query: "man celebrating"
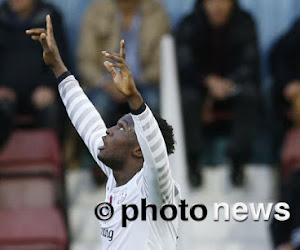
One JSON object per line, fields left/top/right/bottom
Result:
{"left": 26, "top": 15, "right": 180, "bottom": 249}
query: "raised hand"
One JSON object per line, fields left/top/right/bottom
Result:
{"left": 102, "top": 40, "right": 143, "bottom": 110}
{"left": 26, "top": 15, "right": 67, "bottom": 78}
{"left": 102, "top": 40, "right": 138, "bottom": 97}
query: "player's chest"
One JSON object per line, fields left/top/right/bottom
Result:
{"left": 105, "top": 185, "right": 143, "bottom": 208}
{"left": 99, "top": 186, "right": 143, "bottom": 229}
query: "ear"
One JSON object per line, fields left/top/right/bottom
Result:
{"left": 132, "top": 145, "right": 143, "bottom": 158}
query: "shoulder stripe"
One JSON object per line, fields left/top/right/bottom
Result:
{"left": 150, "top": 137, "right": 163, "bottom": 153}
{"left": 142, "top": 122, "right": 151, "bottom": 132}
{"left": 60, "top": 81, "right": 77, "bottom": 99}
{"left": 74, "top": 106, "right": 94, "bottom": 128}
{"left": 159, "top": 168, "right": 170, "bottom": 182}
{"left": 69, "top": 99, "right": 90, "bottom": 119}
{"left": 63, "top": 85, "right": 81, "bottom": 101}
{"left": 78, "top": 110, "right": 99, "bottom": 134}
{"left": 65, "top": 91, "right": 83, "bottom": 110}
{"left": 138, "top": 109, "right": 149, "bottom": 121}
{"left": 154, "top": 151, "right": 165, "bottom": 163}
{"left": 160, "top": 177, "right": 171, "bottom": 191}
{"left": 146, "top": 127, "right": 159, "bottom": 141}
{"left": 81, "top": 115, "right": 100, "bottom": 137}
{"left": 157, "top": 160, "right": 168, "bottom": 171}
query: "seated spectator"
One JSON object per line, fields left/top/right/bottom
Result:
{"left": 270, "top": 20, "right": 300, "bottom": 249}
{"left": 270, "top": 18, "right": 300, "bottom": 153}
{"left": 270, "top": 171, "right": 300, "bottom": 250}
{"left": 270, "top": 127, "right": 300, "bottom": 250}
{"left": 77, "top": 0, "right": 170, "bottom": 127}
{"left": 0, "top": 0, "right": 69, "bottom": 149}
{"left": 176, "top": 0, "right": 260, "bottom": 187}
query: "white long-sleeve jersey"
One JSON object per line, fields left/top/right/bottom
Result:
{"left": 58, "top": 73, "right": 181, "bottom": 250}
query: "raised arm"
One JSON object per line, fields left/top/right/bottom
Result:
{"left": 102, "top": 42, "right": 175, "bottom": 204}
{"left": 26, "top": 15, "right": 112, "bottom": 176}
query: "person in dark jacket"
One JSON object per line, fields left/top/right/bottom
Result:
{"left": 270, "top": 171, "right": 300, "bottom": 250}
{"left": 269, "top": 18, "right": 300, "bottom": 155}
{"left": 176, "top": 0, "right": 260, "bottom": 186}
{"left": 0, "top": 0, "right": 69, "bottom": 149}
{"left": 270, "top": 22, "right": 300, "bottom": 248}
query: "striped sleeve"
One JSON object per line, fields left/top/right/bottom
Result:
{"left": 58, "top": 74, "right": 112, "bottom": 177}
{"left": 131, "top": 104, "right": 174, "bottom": 204}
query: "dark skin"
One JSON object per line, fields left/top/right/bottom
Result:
{"left": 98, "top": 114, "right": 144, "bottom": 185}
{"left": 26, "top": 15, "right": 145, "bottom": 186}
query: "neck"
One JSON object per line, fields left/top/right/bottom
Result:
{"left": 117, "top": 0, "right": 140, "bottom": 15}
{"left": 113, "top": 160, "right": 143, "bottom": 186}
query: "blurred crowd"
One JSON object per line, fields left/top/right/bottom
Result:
{"left": 0, "top": 0, "right": 300, "bottom": 249}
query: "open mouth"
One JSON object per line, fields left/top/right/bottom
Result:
{"left": 99, "top": 136, "right": 107, "bottom": 151}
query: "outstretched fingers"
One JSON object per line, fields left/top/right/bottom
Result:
{"left": 46, "top": 15, "right": 54, "bottom": 42}
{"left": 102, "top": 40, "right": 130, "bottom": 78}
{"left": 120, "top": 40, "right": 125, "bottom": 59}
{"left": 26, "top": 28, "right": 46, "bottom": 37}
{"left": 39, "top": 32, "right": 50, "bottom": 52}
{"left": 26, "top": 28, "right": 49, "bottom": 51}
{"left": 110, "top": 63, "right": 132, "bottom": 78}
{"left": 102, "top": 51, "right": 125, "bottom": 64}
{"left": 104, "top": 61, "right": 118, "bottom": 79}
{"left": 102, "top": 51, "right": 131, "bottom": 74}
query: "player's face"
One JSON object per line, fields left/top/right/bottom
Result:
{"left": 203, "top": 0, "right": 234, "bottom": 27}
{"left": 97, "top": 114, "right": 138, "bottom": 169}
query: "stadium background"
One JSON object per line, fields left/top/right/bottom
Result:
{"left": 1, "top": 0, "right": 300, "bottom": 249}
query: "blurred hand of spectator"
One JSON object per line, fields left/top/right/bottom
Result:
{"left": 32, "top": 86, "right": 55, "bottom": 109}
{"left": 284, "top": 80, "right": 300, "bottom": 102}
{"left": 102, "top": 81, "right": 127, "bottom": 103}
{"left": 0, "top": 87, "right": 16, "bottom": 103}
{"left": 277, "top": 243, "right": 294, "bottom": 250}
{"left": 205, "top": 74, "right": 235, "bottom": 100}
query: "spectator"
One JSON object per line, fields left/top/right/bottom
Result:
{"left": 270, "top": 18, "right": 300, "bottom": 154}
{"left": 0, "top": 0, "right": 69, "bottom": 149}
{"left": 270, "top": 171, "right": 300, "bottom": 250}
{"left": 270, "top": 127, "right": 300, "bottom": 250}
{"left": 78, "top": 0, "right": 170, "bottom": 127}
{"left": 269, "top": 19, "right": 300, "bottom": 249}
{"left": 176, "top": 0, "right": 260, "bottom": 187}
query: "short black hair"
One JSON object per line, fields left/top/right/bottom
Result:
{"left": 153, "top": 113, "right": 175, "bottom": 155}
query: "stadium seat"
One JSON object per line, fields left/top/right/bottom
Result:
{"left": 0, "top": 129, "right": 69, "bottom": 249}
{"left": 0, "top": 130, "right": 62, "bottom": 175}
{"left": 0, "top": 175, "right": 57, "bottom": 209}
{"left": 0, "top": 208, "right": 67, "bottom": 250}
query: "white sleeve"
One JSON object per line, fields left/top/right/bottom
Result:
{"left": 58, "top": 74, "right": 112, "bottom": 177}
{"left": 131, "top": 104, "right": 174, "bottom": 205}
